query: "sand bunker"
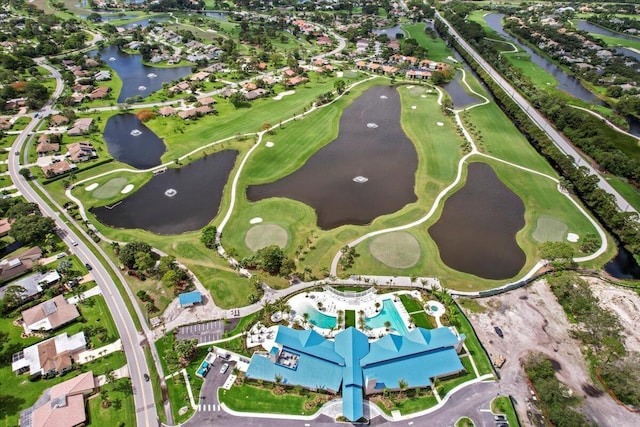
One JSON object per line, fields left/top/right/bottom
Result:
{"left": 273, "top": 90, "right": 295, "bottom": 101}
{"left": 406, "top": 85, "right": 414, "bottom": 89}
{"left": 121, "top": 184, "right": 134, "bottom": 194}
{"left": 566, "top": 233, "right": 579, "bottom": 242}
{"left": 336, "top": 71, "right": 344, "bottom": 77}
{"left": 411, "top": 106, "right": 417, "bottom": 110}
{"left": 265, "top": 142, "right": 274, "bottom": 148}
{"left": 249, "top": 217, "right": 263, "bottom": 224}
{"left": 436, "top": 122, "right": 444, "bottom": 127}
{"left": 85, "top": 183, "right": 99, "bottom": 191}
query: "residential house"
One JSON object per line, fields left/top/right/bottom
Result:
{"left": 158, "top": 106, "right": 177, "bottom": 117}
{"left": 50, "top": 115, "right": 69, "bottom": 126}
{"left": 88, "top": 86, "right": 110, "bottom": 100}
{"left": 0, "top": 116, "right": 12, "bottom": 130}
{"left": 190, "top": 71, "right": 210, "bottom": 81}
{"left": 12, "top": 332, "right": 86, "bottom": 376}
{"left": 21, "top": 294, "right": 80, "bottom": 332}
{"left": 67, "top": 118, "right": 93, "bottom": 136}
{"left": 0, "top": 218, "right": 10, "bottom": 237}
{"left": 198, "top": 96, "right": 216, "bottom": 106}
{"left": 0, "top": 270, "right": 60, "bottom": 302}
{"left": 283, "top": 69, "right": 296, "bottom": 78}
{"left": 195, "top": 105, "right": 213, "bottom": 115}
{"left": 405, "top": 69, "right": 431, "bottom": 79}
{"left": 84, "top": 58, "right": 100, "bottom": 68}
{"left": 169, "top": 81, "right": 191, "bottom": 94}
{"left": 317, "top": 36, "right": 332, "bottom": 46}
{"left": 41, "top": 161, "right": 76, "bottom": 178}
{"left": 66, "top": 142, "right": 96, "bottom": 163}
{"left": 36, "top": 140, "right": 60, "bottom": 157}
{"left": 94, "top": 70, "right": 111, "bottom": 81}
{"left": 285, "top": 76, "right": 309, "bottom": 87}
{"left": 5, "top": 97, "right": 27, "bottom": 110}
{"left": 0, "top": 247, "right": 43, "bottom": 283}
{"left": 19, "top": 372, "right": 96, "bottom": 427}
{"left": 178, "top": 109, "right": 197, "bottom": 120}
{"left": 244, "top": 88, "right": 267, "bottom": 101}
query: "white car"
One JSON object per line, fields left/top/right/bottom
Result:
{"left": 219, "top": 363, "right": 229, "bottom": 374}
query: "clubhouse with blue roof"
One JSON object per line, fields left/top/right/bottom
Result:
{"left": 246, "top": 325, "right": 466, "bottom": 422}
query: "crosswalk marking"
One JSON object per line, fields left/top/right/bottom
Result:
{"left": 198, "top": 404, "right": 220, "bottom": 412}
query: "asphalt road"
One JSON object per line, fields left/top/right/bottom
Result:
{"left": 9, "top": 61, "right": 159, "bottom": 427}
{"left": 435, "top": 12, "right": 637, "bottom": 214}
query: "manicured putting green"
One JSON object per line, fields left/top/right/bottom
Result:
{"left": 532, "top": 216, "right": 568, "bottom": 242}
{"left": 245, "top": 224, "right": 289, "bottom": 251}
{"left": 92, "top": 177, "right": 128, "bottom": 200}
{"left": 369, "top": 231, "right": 421, "bottom": 268}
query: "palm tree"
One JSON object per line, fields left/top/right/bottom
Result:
{"left": 384, "top": 320, "right": 391, "bottom": 331}
{"left": 303, "top": 312, "right": 310, "bottom": 326}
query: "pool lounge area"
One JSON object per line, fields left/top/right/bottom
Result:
{"left": 288, "top": 288, "right": 418, "bottom": 338}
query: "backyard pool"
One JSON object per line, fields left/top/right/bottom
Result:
{"left": 366, "top": 299, "right": 409, "bottom": 335}
{"left": 302, "top": 302, "right": 337, "bottom": 329}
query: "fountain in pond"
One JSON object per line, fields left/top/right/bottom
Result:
{"left": 165, "top": 188, "right": 177, "bottom": 197}
{"left": 109, "top": 57, "right": 116, "bottom": 61}
{"left": 147, "top": 73, "right": 157, "bottom": 78}
{"left": 367, "top": 123, "right": 378, "bottom": 128}
{"left": 353, "top": 176, "right": 368, "bottom": 183}
{"left": 138, "top": 85, "right": 147, "bottom": 91}
{"left": 130, "top": 129, "right": 142, "bottom": 136}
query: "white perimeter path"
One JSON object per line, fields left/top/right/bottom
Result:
{"left": 328, "top": 69, "right": 608, "bottom": 294}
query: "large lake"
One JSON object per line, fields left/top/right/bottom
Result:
{"left": 247, "top": 86, "right": 418, "bottom": 229}
{"left": 429, "top": 162, "right": 526, "bottom": 279}
{"left": 94, "top": 45, "right": 192, "bottom": 103}
{"left": 91, "top": 151, "right": 238, "bottom": 235}
{"left": 103, "top": 114, "right": 166, "bottom": 169}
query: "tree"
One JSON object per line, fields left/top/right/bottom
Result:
{"left": 0, "top": 285, "right": 27, "bottom": 313}
{"left": 162, "top": 270, "right": 179, "bottom": 288}
{"left": 200, "top": 225, "right": 217, "bottom": 249}
{"left": 9, "top": 215, "right": 55, "bottom": 245}
{"left": 539, "top": 242, "right": 575, "bottom": 269}
{"left": 256, "top": 245, "right": 285, "bottom": 275}
{"left": 19, "top": 168, "right": 31, "bottom": 179}
{"left": 134, "top": 251, "right": 155, "bottom": 272}
{"left": 334, "top": 79, "right": 346, "bottom": 94}
{"left": 118, "top": 242, "right": 152, "bottom": 269}
{"left": 229, "top": 91, "right": 247, "bottom": 109}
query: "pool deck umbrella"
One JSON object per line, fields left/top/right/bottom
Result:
{"left": 178, "top": 291, "right": 202, "bottom": 307}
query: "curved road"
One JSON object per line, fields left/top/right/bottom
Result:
{"left": 435, "top": 11, "right": 637, "bottom": 214}
{"left": 9, "top": 61, "right": 159, "bottom": 427}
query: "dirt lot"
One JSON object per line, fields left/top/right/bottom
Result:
{"left": 461, "top": 278, "right": 640, "bottom": 427}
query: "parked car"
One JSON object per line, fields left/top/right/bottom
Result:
{"left": 55, "top": 253, "right": 67, "bottom": 259}
{"left": 85, "top": 263, "right": 92, "bottom": 271}
{"left": 71, "top": 240, "right": 78, "bottom": 246}
{"left": 494, "top": 326, "right": 504, "bottom": 338}
{"left": 143, "top": 373, "right": 150, "bottom": 382}
{"left": 220, "top": 363, "right": 229, "bottom": 374}
{"left": 495, "top": 414, "right": 507, "bottom": 421}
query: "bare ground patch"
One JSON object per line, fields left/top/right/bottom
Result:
{"left": 460, "top": 279, "right": 640, "bottom": 427}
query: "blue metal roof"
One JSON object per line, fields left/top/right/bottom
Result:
{"left": 246, "top": 352, "right": 343, "bottom": 392}
{"left": 361, "top": 327, "right": 462, "bottom": 366}
{"left": 334, "top": 328, "right": 369, "bottom": 388}
{"left": 178, "top": 291, "right": 202, "bottom": 305}
{"left": 362, "top": 347, "right": 464, "bottom": 391}
{"left": 342, "top": 384, "right": 364, "bottom": 422}
{"left": 275, "top": 327, "right": 344, "bottom": 365}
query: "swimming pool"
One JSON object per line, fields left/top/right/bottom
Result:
{"left": 366, "top": 299, "right": 409, "bottom": 335}
{"left": 302, "top": 302, "right": 337, "bottom": 329}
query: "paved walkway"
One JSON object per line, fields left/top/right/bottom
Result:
{"left": 67, "top": 285, "right": 102, "bottom": 304}
{"left": 77, "top": 339, "right": 123, "bottom": 364}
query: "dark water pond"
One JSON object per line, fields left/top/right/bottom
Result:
{"left": 429, "top": 162, "right": 526, "bottom": 279}
{"left": 372, "top": 25, "right": 405, "bottom": 39}
{"left": 442, "top": 70, "right": 483, "bottom": 108}
{"left": 485, "top": 14, "right": 598, "bottom": 103}
{"left": 122, "top": 16, "right": 169, "bottom": 29}
{"left": 605, "top": 242, "right": 640, "bottom": 280}
{"left": 91, "top": 151, "right": 238, "bottom": 234}
{"left": 196, "top": 11, "right": 228, "bottom": 20}
{"left": 247, "top": 86, "right": 418, "bottom": 229}
{"left": 103, "top": 114, "right": 166, "bottom": 170}
{"left": 92, "top": 45, "right": 192, "bottom": 103}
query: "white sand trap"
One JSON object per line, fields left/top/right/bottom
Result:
{"left": 265, "top": 142, "right": 274, "bottom": 148}
{"left": 336, "top": 71, "right": 343, "bottom": 77}
{"left": 121, "top": 184, "right": 134, "bottom": 194}
{"left": 273, "top": 90, "right": 295, "bottom": 101}
{"left": 421, "top": 95, "right": 427, "bottom": 98}
{"left": 85, "top": 183, "right": 99, "bottom": 191}
{"left": 411, "top": 106, "right": 417, "bottom": 110}
{"left": 406, "top": 85, "right": 414, "bottom": 89}
{"left": 436, "top": 122, "right": 444, "bottom": 127}
{"left": 249, "top": 217, "right": 263, "bottom": 224}
{"left": 567, "top": 233, "right": 579, "bottom": 243}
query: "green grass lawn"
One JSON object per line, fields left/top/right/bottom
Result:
{"left": 399, "top": 294, "right": 423, "bottom": 312}
{"left": 374, "top": 390, "right": 438, "bottom": 416}
{"left": 219, "top": 382, "right": 324, "bottom": 415}
{"left": 11, "top": 117, "right": 32, "bottom": 131}
{"left": 87, "top": 378, "right": 135, "bottom": 427}
{"left": 491, "top": 395, "right": 520, "bottom": 427}
{"left": 451, "top": 303, "right": 493, "bottom": 377}
{"left": 403, "top": 24, "right": 455, "bottom": 62}
{"left": 437, "top": 356, "right": 477, "bottom": 396}
{"left": 456, "top": 417, "right": 475, "bottom": 427}
{"left": 58, "top": 295, "right": 120, "bottom": 349}
{"left": 345, "top": 310, "right": 356, "bottom": 328}
{"left": 410, "top": 311, "right": 435, "bottom": 329}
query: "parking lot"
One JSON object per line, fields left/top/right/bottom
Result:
{"left": 176, "top": 320, "right": 230, "bottom": 344}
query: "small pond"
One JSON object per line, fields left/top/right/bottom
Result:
{"left": 372, "top": 25, "right": 405, "bottom": 39}
{"left": 103, "top": 114, "right": 166, "bottom": 170}
{"left": 605, "top": 242, "right": 640, "bottom": 280}
{"left": 91, "top": 151, "right": 238, "bottom": 235}
{"left": 92, "top": 45, "right": 192, "bottom": 103}
{"left": 428, "top": 162, "right": 526, "bottom": 280}
{"left": 122, "top": 16, "right": 170, "bottom": 29}
{"left": 442, "top": 70, "right": 483, "bottom": 108}
{"left": 246, "top": 86, "right": 418, "bottom": 229}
